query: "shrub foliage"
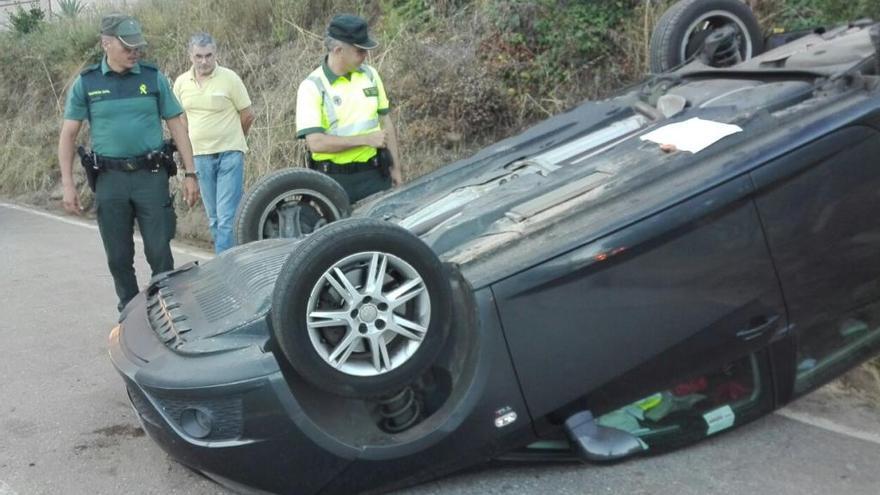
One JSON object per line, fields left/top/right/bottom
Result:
{"left": 9, "top": 6, "right": 45, "bottom": 34}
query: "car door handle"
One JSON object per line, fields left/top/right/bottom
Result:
{"left": 736, "top": 314, "right": 781, "bottom": 342}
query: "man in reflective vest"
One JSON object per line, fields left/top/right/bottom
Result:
{"left": 295, "top": 14, "right": 402, "bottom": 203}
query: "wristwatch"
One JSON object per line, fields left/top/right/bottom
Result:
{"left": 184, "top": 172, "right": 198, "bottom": 179}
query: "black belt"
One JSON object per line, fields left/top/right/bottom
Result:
{"left": 311, "top": 158, "right": 379, "bottom": 175}
{"left": 96, "top": 154, "right": 161, "bottom": 172}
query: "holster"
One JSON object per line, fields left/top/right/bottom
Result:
{"left": 377, "top": 148, "right": 393, "bottom": 178}
{"left": 149, "top": 139, "right": 178, "bottom": 178}
{"left": 76, "top": 145, "right": 100, "bottom": 192}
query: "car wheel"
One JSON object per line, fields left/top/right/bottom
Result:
{"left": 271, "top": 218, "right": 453, "bottom": 399}
{"left": 233, "top": 168, "right": 350, "bottom": 245}
{"left": 649, "top": 0, "right": 764, "bottom": 73}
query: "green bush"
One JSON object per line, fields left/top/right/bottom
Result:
{"left": 487, "top": 1, "right": 635, "bottom": 69}
{"left": 9, "top": 6, "right": 45, "bottom": 35}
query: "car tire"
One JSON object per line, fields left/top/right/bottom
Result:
{"left": 649, "top": 0, "right": 764, "bottom": 73}
{"left": 233, "top": 167, "right": 351, "bottom": 245}
{"left": 270, "top": 218, "right": 453, "bottom": 399}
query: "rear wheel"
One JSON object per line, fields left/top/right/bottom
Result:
{"left": 649, "top": 0, "right": 764, "bottom": 73}
{"left": 271, "top": 218, "right": 453, "bottom": 399}
{"left": 233, "top": 168, "right": 350, "bottom": 245}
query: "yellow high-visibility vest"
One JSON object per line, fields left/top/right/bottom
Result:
{"left": 295, "top": 63, "right": 390, "bottom": 164}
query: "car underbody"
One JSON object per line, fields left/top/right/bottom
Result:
{"left": 110, "top": 9, "right": 880, "bottom": 495}
{"left": 360, "top": 22, "right": 880, "bottom": 288}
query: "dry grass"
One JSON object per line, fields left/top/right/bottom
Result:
{"left": 0, "top": 0, "right": 656, "bottom": 221}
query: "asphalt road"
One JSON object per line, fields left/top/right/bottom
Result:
{"left": 1, "top": 201, "right": 879, "bottom": 495}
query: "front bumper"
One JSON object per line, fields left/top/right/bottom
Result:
{"left": 109, "top": 281, "right": 536, "bottom": 495}
{"left": 109, "top": 293, "right": 354, "bottom": 494}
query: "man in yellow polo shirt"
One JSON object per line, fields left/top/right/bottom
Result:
{"left": 295, "top": 14, "right": 402, "bottom": 203}
{"left": 174, "top": 32, "right": 256, "bottom": 252}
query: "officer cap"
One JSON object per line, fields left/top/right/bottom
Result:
{"left": 100, "top": 13, "right": 147, "bottom": 48}
{"left": 327, "top": 14, "right": 378, "bottom": 50}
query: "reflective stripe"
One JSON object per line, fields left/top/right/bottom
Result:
{"left": 308, "top": 67, "right": 379, "bottom": 136}
{"left": 308, "top": 75, "right": 337, "bottom": 129}
{"left": 330, "top": 118, "right": 379, "bottom": 137}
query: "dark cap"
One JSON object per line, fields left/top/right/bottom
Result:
{"left": 327, "top": 14, "right": 378, "bottom": 50}
{"left": 100, "top": 14, "right": 147, "bottom": 48}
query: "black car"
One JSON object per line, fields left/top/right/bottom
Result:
{"left": 110, "top": 3, "right": 880, "bottom": 494}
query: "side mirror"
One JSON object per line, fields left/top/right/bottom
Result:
{"left": 564, "top": 410, "right": 648, "bottom": 462}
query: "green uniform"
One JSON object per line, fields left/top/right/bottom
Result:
{"left": 64, "top": 58, "right": 183, "bottom": 311}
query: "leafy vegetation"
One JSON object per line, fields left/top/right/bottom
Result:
{"left": 9, "top": 6, "right": 45, "bottom": 34}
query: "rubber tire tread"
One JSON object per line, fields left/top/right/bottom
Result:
{"left": 270, "top": 218, "right": 453, "bottom": 399}
{"left": 649, "top": 0, "right": 764, "bottom": 73}
{"left": 233, "top": 167, "right": 351, "bottom": 245}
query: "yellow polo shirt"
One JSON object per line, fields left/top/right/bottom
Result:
{"left": 173, "top": 65, "right": 251, "bottom": 155}
{"left": 295, "top": 61, "right": 389, "bottom": 164}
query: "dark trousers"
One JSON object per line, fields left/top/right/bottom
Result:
{"left": 327, "top": 167, "right": 392, "bottom": 203}
{"left": 95, "top": 169, "right": 176, "bottom": 311}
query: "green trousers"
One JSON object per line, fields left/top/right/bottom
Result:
{"left": 95, "top": 169, "right": 176, "bottom": 311}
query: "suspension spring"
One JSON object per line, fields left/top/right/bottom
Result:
{"left": 378, "top": 386, "right": 422, "bottom": 433}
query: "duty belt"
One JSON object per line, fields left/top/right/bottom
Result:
{"left": 311, "top": 157, "right": 379, "bottom": 175}
{"left": 96, "top": 154, "right": 161, "bottom": 172}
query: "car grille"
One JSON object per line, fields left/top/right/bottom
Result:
{"left": 127, "top": 384, "right": 244, "bottom": 441}
{"left": 146, "top": 281, "right": 192, "bottom": 350}
{"left": 127, "top": 385, "right": 161, "bottom": 427}
{"left": 154, "top": 392, "right": 244, "bottom": 440}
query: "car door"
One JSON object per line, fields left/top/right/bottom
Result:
{"left": 492, "top": 175, "right": 788, "bottom": 419}
{"left": 751, "top": 125, "right": 880, "bottom": 397}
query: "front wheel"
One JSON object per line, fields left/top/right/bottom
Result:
{"left": 270, "top": 218, "right": 453, "bottom": 399}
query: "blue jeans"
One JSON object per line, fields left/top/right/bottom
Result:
{"left": 194, "top": 151, "right": 244, "bottom": 253}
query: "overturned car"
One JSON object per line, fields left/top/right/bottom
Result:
{"left": 110, "top": 3, "right": 880, "bottom": 494}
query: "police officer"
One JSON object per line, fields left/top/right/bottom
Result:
{"left": 57, "top": 14, "right": 200, "bottom": 312}
{"left": 295, "top": 14, "right": 402, "bottom": 203}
